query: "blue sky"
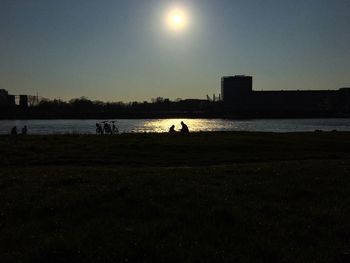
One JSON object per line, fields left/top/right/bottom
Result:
{"left": 1, "top": 0, "right": 349, "bottom": 101}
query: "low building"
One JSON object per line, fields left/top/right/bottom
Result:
{"left": 19, "top": 95, "right": 28, "bottom": 108}
{"left": 7, "top": 95, "right": 16, "bottom": 107}
{"left": 0, "top": 90, "right": 30, "bottom": 109}
{"left": 0, "top": 89, "right": 9, "bottom": 107}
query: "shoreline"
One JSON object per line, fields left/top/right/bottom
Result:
{"left": 1, "top": 115, "right": 350, "bottom": 121}
{"left": 0, "top": 130, "right": 347, "bottom": 136}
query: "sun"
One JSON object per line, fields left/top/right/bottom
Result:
{"left": 166, "top": 7, "right": 188, "bottom": 32}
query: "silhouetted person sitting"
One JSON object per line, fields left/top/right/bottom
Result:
{"left": 169, "top": 125, "right": 176, "bottom": 133}
{"left": 11, "top": 126, "right": 17, "bottom": 135}
{"left": 180, "top": 121, "right": 189, "bottom": 133}
{"left": 22, "top": 126, "right": 28, "bottom": 135}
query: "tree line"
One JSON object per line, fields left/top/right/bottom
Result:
{"left": 0, "top": 97, "right": 222, "bottom": 119}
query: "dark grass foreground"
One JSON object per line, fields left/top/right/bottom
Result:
{"left": 1, "top": 132, "right": 350, "bottom": 262}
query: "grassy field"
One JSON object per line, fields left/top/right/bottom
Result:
{"left": 1, "top": 132, "right": 350, "bottom": 262}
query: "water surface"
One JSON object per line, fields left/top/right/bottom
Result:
{"left": 1, "top": 118, "right": 350, "bottom": 135}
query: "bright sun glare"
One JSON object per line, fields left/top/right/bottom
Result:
{"left": 166, "top": 7, "right": 188, "bottom": 32}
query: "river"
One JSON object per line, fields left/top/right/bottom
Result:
{"left": 1, "top": 118, "right": 350, "bottom": 135}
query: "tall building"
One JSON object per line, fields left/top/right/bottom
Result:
{"left": 221, "top": 75, "right": 350, "bottom": 114}
{"left": 221, "top": 76, "right": 253, "bottom": 102}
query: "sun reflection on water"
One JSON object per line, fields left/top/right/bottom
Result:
{"left": 2, "top": 118, "right": 350, "bottom": 135}
{"left": 135, "top": 119, "right": 225, "bottom": 133}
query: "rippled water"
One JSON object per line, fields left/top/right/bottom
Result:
{"left": 1, "top": 118, "right": 350, "bottom": 135}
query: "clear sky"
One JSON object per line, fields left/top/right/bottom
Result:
{"left": 1, "top": 0, "right": 349, "bottom": 101}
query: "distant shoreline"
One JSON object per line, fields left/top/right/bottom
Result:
{"left": 1, "top": 114, "right": 350, "bottom": 121}
{"left": 0, "top": 131, "right": 347, "bottom": 137}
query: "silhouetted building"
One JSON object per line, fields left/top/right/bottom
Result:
{"left": 0, "top": 89, "right": 8, "bottom": 107}
{"left": 221, "top": 76, "right": 350, "bottom": 115}
{"left": 221, "top": 76, "right": 253, "bottom": 102}
{"left": 7, "top": 95, "right": 16, "bottom": 107}
{"left": 19, "top": 95, "right": 28, "bottom": 108}
{"left": 0, "top": 90, "right": 31, "bottom": 109}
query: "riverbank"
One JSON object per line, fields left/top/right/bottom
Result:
{"left": 1, "top": 132, "right": 350, "bottom": 262}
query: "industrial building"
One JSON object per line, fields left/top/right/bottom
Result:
{"left": 0, "top": 89, "right": 28, "bottom": 108}
{"left": 0, "top": 89, "right": 9, "bottom": 106}
{"left": 221, "top": 76, "right": 350, "bottom": 114}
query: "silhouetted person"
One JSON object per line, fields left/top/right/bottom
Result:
{"left": 11, "top": 126, "right": 17, "bottom": 135}
{"left": 180, "top": 121, "right": 189, "bottom": 133}
{"left": 22, "top": 126, "right": 28, "bottom": 135}
{"left": 169, "top": 125, "right": 176, "bottom": 133}
{"left": 104, "top": 122, "right": 112, "bottom": 135}
{"left": 96, "top": 123, "right": 103, "bottom": 135}
{"left": 112, "top": 122, "right": 118, "bottom": 134}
